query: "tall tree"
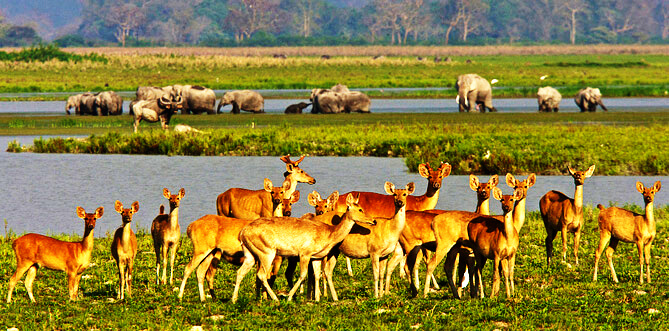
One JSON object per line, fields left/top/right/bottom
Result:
{"left": 225, "top": 0, "right": 281, "bottom": 41}
{"left": 555, "top": 0, "right": 588, "bottom": 44}
{"left": 105, "top": 2, "right": 145, "bottom": 46}
{"left": 458, "top": 0, "right": 488, "bottom": 42}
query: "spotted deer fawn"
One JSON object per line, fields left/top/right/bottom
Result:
{"left": 7, "top": 206, "right": 104, "bottom": 302}
{"left": 593, "top": 181, "right": 661, "bottom": 283}
{"left": 151, "top": 188, "right": 185, "bottom": 285}
{"left": 112, "top": 200, "right": 139, "bottom": 300}
{"left": 540, "top": 165, "right": 595, "bottom": 265}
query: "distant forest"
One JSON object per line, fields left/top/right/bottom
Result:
{"left": 1, "top": 0, "right": 668, "bottom": 47}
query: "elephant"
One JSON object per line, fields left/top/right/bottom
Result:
{"left": 132, "top": 95, "right": 183, "bottom": 133}
{"left": 169, "top": 84, "right": 216, "bottom": 115}
{"left": 310, "top": 88, "right": 330, "bottom": 102}
{"left": 284, "top": 102, "right": 311, "bottom": 114}
{"left": 65, "top": 94, "right": 83, "bottom": 115}
{"left": 312, "top": 91, "right": 344, "bottom": 114}
{"left": 78, "top": 93, "right": 99, "bottom": 115}
{"left": 135, "top": 86, "right": 171, "bottom": 101}
{"left": 341, "top": 91, "right": 371, "bottom": 113}
{"left": 575, "top": 87, "right": 608, "bottom": 112}
{"left": 95, "top": 91, "right": 123, "bottom": 116}
{"left": 537, "top": 86, "right": 562, "bottom": 112}
{"left": 454, "top": 73, "right": 497, "bottom": 113}
{"left": 217, "top": 90, "right": 264, "bottom": 114}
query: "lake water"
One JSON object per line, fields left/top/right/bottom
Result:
{"left": 1, "top": 135, "right": 666, "bottom": 237}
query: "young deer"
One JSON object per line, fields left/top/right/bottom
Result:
{"left": 307, "top": 191, "right": 339, "bottom": 216}
{"left": 540, "top": 165, "right": 595, "bottom": 266}
{"left": 216, "top": 178, "right": 291, "bottom": 219}
{"left": 467, "top": 187, "right": 522, "bottom": 298}
{"left": 470, "top": 174, "right": 499, "bottom": 214}
{"left": 151, "top": 187, "right": 185, "bottom": 285}
{"left": 7, "top": 206, "right": 104, "bottom": 303}
{"left": 112, "top": 200, "right": 139, "bottom": 300}
{"left": 231, "top": 193, "right": 376, "bottom": 303}
{"left": 593, "top": 181, "right": 661, "bottom": 283}
{"left": 325, "top": 182, "right": 415, "bottom": 298}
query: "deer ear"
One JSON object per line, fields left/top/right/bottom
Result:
{"left": 346, "top": 193, "right": 356, "bottom": 207}
{"left": 95, "top": 206, "right": 104, "bottom": 218}
{"left": 308, "top": 191, "right": 320, "bottom": 206}
{"left": 469, "top": 174, "right": 480, "bottom": 191}
{"left": 384, "top": 182, "right": 395, "bottom": 195}
{"left": 286, "top": 163, "right": 294, "bottom": 172}
{"left": 282, "top": 179, "right": 292, "bottom": 191}
{"left": 585, "top": 165, "right": 596, "bottom": 177}
{"left": 328, "top": 191, "right": 339, "bottom": 205}
{"left": 76, "top": 206, "right": 86, "bottom": 219}
{"left": 440, "top": 163, "right": 452, "bottom": 177}
{"left": 291, "top": 190, "right": 300, "bottom": 203}
{"left": 132, "top": 201, "right": 140, "bottom": 212}
{"left": 163, "top": 188, "right": 170, "bottom": 199}
{"left": 636, "top": 181, "right": 645, "bottom": 193}
{"left": 418, "top": 164, "right": 430, "bottom": 178}
{"left": 653, "top": 181, "right": 662, "bottom": 192}
{"left": 505, "top": 173, "right": 516, "bottom": 187}
{"left": 263, "top": 178, "right": 273, "bottom": 192}
{"left": 489, "top": 174, "right": 499, "bottom": 187}
{"left": 527, "top": 173, "right": 537, "bottom": 187}
{"left": 179, "top": 188, "right": 185, "bottom": 198}
{"left": 492, "top": 187, "right": 503, "bottom": 201}
{"left": 406, "top": 182, "right": 416, "bottom": 194}
{"left": 114, "top": 200, "right": 123, "bottom": 213}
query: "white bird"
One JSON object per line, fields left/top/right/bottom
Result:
{"left": 540, "top": 75, "right": 549, "bottom": 80}
{"left": 490, "top": 79, "right": 498, "bottom": 85}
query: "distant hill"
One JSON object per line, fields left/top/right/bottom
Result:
{"left": 0, "top": 0, "right": 82, "bottom": 40}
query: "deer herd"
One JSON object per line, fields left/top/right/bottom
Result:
{"left": 5, "top": 155, "right": 663, "bottom": 304}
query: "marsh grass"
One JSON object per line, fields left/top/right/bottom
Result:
{"left": 1, "top": 205, "right": 668, "bottom": 329}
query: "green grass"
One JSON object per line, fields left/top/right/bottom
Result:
{"left": 1, "top": 205, "right": 668, "bottom": 329}
{"left": 4, "top": 112, "right": 669, "bottom": 175}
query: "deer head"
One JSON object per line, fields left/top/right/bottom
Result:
{"left": 567, "top": 165, "right": 595, "bottom": 186}
{"left": 114, "top": 200, "right": 139, "bottom": 224}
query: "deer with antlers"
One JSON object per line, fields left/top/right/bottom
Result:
{"left": 593, "top": 181, "right": 661, "bottom": 283}
{"left": 7, "top": 206, "right": 104, "bottom": 303}
{"left": 540, "top": 165, "right": 595, "bottom": 266}
{"left": 231, "top": 193, "right": 376, "bottom": 303}
{"left": 280, "top": 155, "right": 316, "bottom": 197}
{"left": 151, "top": 188, "right": 185, "bottom": 285}
{"left": 112, "top": 200, "right": 139, "bottom": 300}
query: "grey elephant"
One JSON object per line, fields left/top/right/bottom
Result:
{"left": 312, "top": 91, "right": 344, "bottom": 114}
{"left": 95, "top": 91, "right": 123, "bottom": 116}
{"left": 454, "top": 74, "right": 497, "bottom": 112}
{"left": 135, "top": 86, "right": 171, "bottom": 101}
{"left": 575, "top": 87, "right": 608, "bottom": 112}
{"left": 284, "top": 102, "right": 311, "bottom": 114}
{"left": 341, "top": 91, "right": 371, "bottom": 113}
{"left": 78, "top": 93, "right": 99, "bottom": 115}
{"left": 170, "top": 84, "right": 216, "bottom": 115}
{"left": 66, "top": 94, "right": 83, "bottom": 115}
{"left": 310, "top": 88, "right": 330, "bottom": 102}
{"left": 217, "top": 90, "right": 264, "bottom": 114}
{"left": 537, "top": 86, "right": 562, "bottom": 112}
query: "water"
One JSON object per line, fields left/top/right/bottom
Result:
{"left": 0, "top": 97, "right": 667, "bottom": 115}
{"left": 1, "top": 136, "right": 666, "bottom": 237}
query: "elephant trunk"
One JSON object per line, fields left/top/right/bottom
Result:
{"left": 599, "top": 101, "right": 608, "bottom": 111}
{"left": 458, "top": 89, "right": 469, "bottom": 111}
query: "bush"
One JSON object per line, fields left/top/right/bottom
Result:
{"left": 0, "top": 44, "right": 108, "bottom": 63}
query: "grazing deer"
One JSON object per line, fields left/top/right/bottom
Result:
{"left": 325, "top": 182, "right": 415, "bottom": 298}
{"left": 216, "top": 178, "right": 291, "bottom": 219}
{"left": 593, "top": 181, "right": 661, "bottom": 283}
{"left": 151, "top": 187, "right": 185, "bottom": 285}
{"left": 7, "top": 206, "right": 104, "bottom": 303}
{"left": 467, "top": 187, "right": 522, "bottom": 298}
{"left": 540, "top": 165, "right": 595, "bottom": 266}
{"left": 112, "top": 200, "right": 139, "bottom": 300}
{"left": 231, "top": 193, "right": 376, "bottom": 303}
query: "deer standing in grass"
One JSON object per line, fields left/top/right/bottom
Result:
{"left": 231, "top": 193, "right": 376, "bottom": 303}
{"left": 7, "top": 206, "right": 103, "bottom": 303}
{"left": 467, "top": 187, "right": 522, "bottom": 298}
{"left": 593, "top": 181, "right": 661, "bottom": 284}
{"left": 151, "top": 187, "right": 185, "bottom": 285}
{"left": 112, "top": 200, "right": 139, "bottom": 300}
{"left": 540, "top": 165, "right": 595, "bottom": 266}
{"left": 325, "top": 182, "right": 415, "bottom": 298}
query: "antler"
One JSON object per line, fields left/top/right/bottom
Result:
{"left": 280, "top": 154, "right": 305, "bottom": 166}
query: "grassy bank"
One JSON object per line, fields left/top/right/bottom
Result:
{"left": 1, "top": 47, "right": 669, "bottom": 98}
{"left": 1, "top": 205, "right": 669, "bottom": 329}
{"left": 4, "top": 112, "right": 669, "bottom": 175}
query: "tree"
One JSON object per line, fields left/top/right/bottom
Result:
{"left": 458, "top": 0, "right": 489, "bottom": 42}
{"left": 397, "top": 0, "right": 428, "bottom": 43}
{"left": 225, "top": 0, "right": 281, "bottom": 41}
{"left": 105, "top": 2, "right": 145, "bottom": 46}
{"left": 555, "top": 0, "right": 588, "bottom": 44}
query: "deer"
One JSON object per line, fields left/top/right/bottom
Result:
{"left": 471, "top": 174, "right": 499, "bottom": 215}
{"left": 7, "top": 206, "right": 103, "bottom": 303}
{"left": 111, "top": 200, "right": 139, "bottom": 300}
{"left": 467, "top": 187, "right": 522, "bottom": 298}
{"left": 593, "top": 181, "right": 661, "bottom": 284}
{"left": 324, "top": 182, "right": 415, "bottom": 298}
{"left": 151, "top": 187, "right": 185, "bottom": 285}
{"left": 307, "top": 190, "right": 339, "bottom": 217}
{"left": 216, "top": 178, "right": 291, "bottom": 219}
{"left": 280, "top": 154, "right": 317, "bottom": 198}
{"left": 540, "top": 165, "right": 595, "bottom": 266}
{"left": 231, "top": 193, "right": 376, "bottom": 303}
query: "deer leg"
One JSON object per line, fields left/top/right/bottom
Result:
{"left": 593, "top": 231, "right": 611, "bottom": 281}
{"left": 231, "top": 248, "right": 256, "bottom": 303}
{"left": 346, "top": 257, "right": 354, "bottom": 277}
{"left": 491, "top": 256, "right": 501, "bottom": 298}
{"left": 378, "top": 257, "right": 388, "bottom": 296}
{"left": 560, "top": 227, "right": 569, "bottom": 263}
{"left": 474, "top": 255, "right": 487, "bottom": 299}
{"left": 444, "top": 246, "right": 462, "bottom": 299}
{"left": 508, "top": 254, "right": 516, "bottom": 297}
{"left": 545, "top": 229, "right": 557, "bottom": 265}
{"left": 422, "top": 249, "right": 440, "bottom": 290}
{"left": 67, "top": 272, "right": 79, "bottom": 301}
{"left": 501, "top": 259, "right": 510, "bottom": 298}
{"left": 637, "top": 241, "right": 645, "bottom": 284}
{"left": 127, "top": 259, "right": 134, "bottom": 298}
{"left": 196, "top": 253, "right": 216, "bottom": 302}
{"left": 406, "top": 245, "right": 421, "bottom": 297}
{"left": 311, "top": 260, "right": 322, "bottom": 302}
{"left": 424, "top": 241, "right": 454, "bottom": 297}
{"left": 178, "top": 250, "right": 211, "bottom": 301}
{"left": 287, "top": 256, "right": 311, "bottom": 301}
{"left": 160, "top": 244, "right": 169, "bottom": 285}
{"left": 169, "top": 243, "right": 178, "bottom": 285}
{"left": 257, "top": 252, "right": 279, "bottom": 301}
{"left": 384, "top": 244, "right": 404, "bottom": 296}
{"left": 324, "top": 254, "right": 339, "bottom": 301}
{"left": 573, "top": 227, "right": 582, "bottom": 266}
{"left": 605, "top": 238, "right": 620, "bottom": 283}
{"left": 285, "top": 257, "right": 298, "bottom": 291}
{"left": 24, "top": 265, "right": 39, "bottom": 303}
{"left": 644, "top": 242, "right": 653, "bottom": 283}
{"left": 206, "top": 251, "right": 222, "bottom": 300}
{"left": 118, "top": 261, "right": 125, "bottom": 300}
{"left": 7, "top": 262, "right": 33, "bottom": 303}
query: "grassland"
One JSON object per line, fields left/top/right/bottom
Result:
{"left": 4, "top": 112, "right": 668, "bottom": 175}
{"left": 1, "top": 205, "right": 669, "bottom": 330}
{"left": 1, "top": 45, "right": 668, "bottom": 99}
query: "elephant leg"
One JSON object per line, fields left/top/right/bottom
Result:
{"left": 468, "top": 94, "right": 478, "bottom": 112}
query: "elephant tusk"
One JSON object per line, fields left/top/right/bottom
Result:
{"left": 455, "top": 95, "right": 460, "bottom": 105}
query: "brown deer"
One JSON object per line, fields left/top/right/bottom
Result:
{"left": 231, "top": 193, "right": 376, "bottom": 302}
{"left": 216, "top": 178, "right": 291, "bottom": 219}
{"left": 7, "top": 206, "right": 104, "bottom": 303}
{"left": 307, "top": 191, "right": 339, "bottom": 216}
{"left": 325, "top": 182, "right": 415, "bottom": 298}
{"left": 467, "top": 187, "right": 522, "bottom": 298}
{"left": 112, "top": 200, "right": 139, "bottom": 300}
{"left": 593, "top": 181, "right": 661, "bottom": 283}
{"left": 280, "top": 155, "right": 316, "bottom": 198}
{"left": 540, "top": 165, "right": 595, "bottom": 266}
{"left": 151, "top": 187, "right": 185, "bottom": 285}
{"left": 470, "top": 174, "right": 499, "bottom": 214}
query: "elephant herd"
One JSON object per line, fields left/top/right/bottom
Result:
{"left": 66, "top": 91, "right": 123, "bottom": 116}
{"left": 455, "top": 73, "right": 608, "bottom": 113}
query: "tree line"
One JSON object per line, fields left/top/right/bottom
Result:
{"left": 3, "top": 0, "right": 669, "bottom": 47}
